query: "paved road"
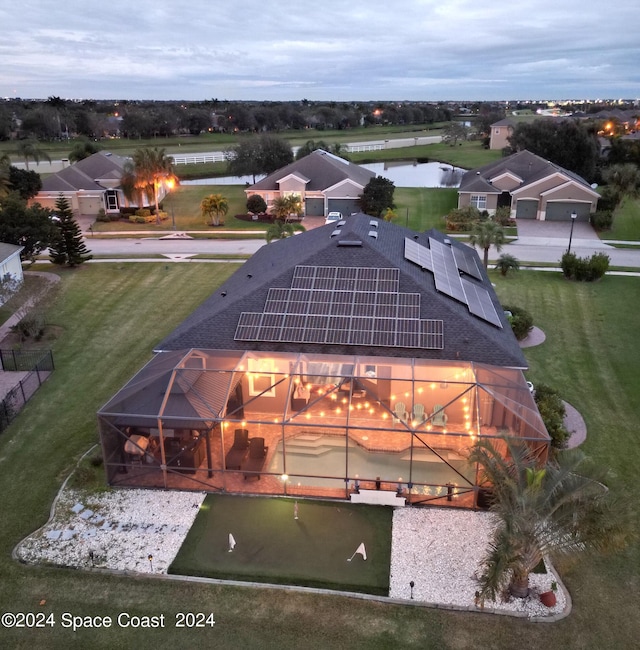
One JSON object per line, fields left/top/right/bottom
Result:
{"left": 79, "top": 232, "right": 640, "bottom": 269}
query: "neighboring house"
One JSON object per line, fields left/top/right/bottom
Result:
{"left": 98, "top": 215, "right": 549, "bottom": 509}
{"left": 488, "top": 118, "right": 516, "bottom": 150}
{"left": 245, "top": 149, "right": 376, "bottom": 217}
{"left": 458, "top": 150, "right": 599, "bottom": 221}
{"left": 31, "top": 151, "right": 163, "bottom": 218}
{"left": 0, "top": 243, "right": 24, "bottom": 306}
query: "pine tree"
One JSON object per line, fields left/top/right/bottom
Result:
{"left": 49, "top": 195, "right": 92, "bottom": 267}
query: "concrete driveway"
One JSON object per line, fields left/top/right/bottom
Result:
{"left": 515, "top": 218, "right": 600, "bottom": 242}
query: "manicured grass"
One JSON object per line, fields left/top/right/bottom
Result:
{"left": 0, "top": 264, "right": 638, "bottom": 648}
{"left": 170, "top": 495, "right": 392, "bottom": 595}
{"left": 394, "top": 187, "right": 458, "bottom": 231}
{"left": 600, "top": 196, "right": 640, "bottom": 241}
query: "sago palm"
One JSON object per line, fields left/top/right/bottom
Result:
{"left": 469, "top": 436, "right": 630, "bottom": 603}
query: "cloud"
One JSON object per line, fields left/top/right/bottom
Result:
{"left": 1, "top": 0, "right": 638, "bottom": 100}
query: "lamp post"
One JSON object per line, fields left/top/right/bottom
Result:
{"left": 165, "top": 178, "right": 176, "bottom": 230}
{"left": 567, "top": 211, "right": 577, "bottom": 254}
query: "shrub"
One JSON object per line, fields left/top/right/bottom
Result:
{"left": 590, "top": 210, "right": 613, "bottom": 231}
{"left": 503, "top": 304, "right": 533, "bottom": 340}
{"left": 95, "top": 208, "right": 109, "bottom": 222}
{"left": 445, "top": 205, "right": 480, "bottom": 231}
{"left": 534, "top": 383, "right": 570, "bottom": 449}
{"left": 561, "top": 252, "right": 610, "bottom": 281}
{"left": 247, "top": 194, "right": 267, "bottom": 215}
{"left": 493, "top": 206, "right": 513, "bottom": 226}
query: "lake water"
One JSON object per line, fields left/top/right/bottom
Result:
{"left": 181, "top": 162, "right": 465, "bottom": 188}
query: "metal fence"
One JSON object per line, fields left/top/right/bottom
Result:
{"left": 0, "top": 349, "right": 54, "bottom": 433}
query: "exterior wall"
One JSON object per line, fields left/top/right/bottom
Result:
{"left": 324, "top": 181, "right": 363, "bottom": 199}
{"left": 0, "top": 250, "right": 24, "bottom": 305}
{"left": 278, "top": 178, "right": 307, "bottom": 193}
{"left": 490, "top": 126, "right": 512, "bottom": 150}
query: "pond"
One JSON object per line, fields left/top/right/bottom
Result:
{"left": 181, "top": 162, "right": 465, "bottom": 188}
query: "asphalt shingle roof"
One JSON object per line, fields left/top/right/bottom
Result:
{"left": 156, "top": 214, "right": 527, "bottom": 369}
{"left": 40, "top": 151, "right": 128, "bottom": 193}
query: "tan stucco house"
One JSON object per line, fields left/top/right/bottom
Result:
{"left": 245, "top": 149, "right": 376, "bottom": 217}
{"left": 458, "top": 150, "right": 599, "bottom": 221}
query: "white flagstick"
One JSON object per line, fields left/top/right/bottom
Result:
{"left": 347, "top": 542, "right": 367, "bottom": 561}
{"left": 228, "top": 533, "right": 236, "bottom": 552}
{"left": 294, "top": 501, "right": 298, "bottom": 520}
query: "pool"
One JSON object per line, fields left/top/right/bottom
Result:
{"left": 267, "top": 434, "right": 474, "bottom": 489}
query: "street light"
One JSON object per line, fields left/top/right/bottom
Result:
{"left": 165, "top": 178, "right": 177, "bottom": 230}
{"left": 567, "top": 211, "right": 577, "bottom": 254}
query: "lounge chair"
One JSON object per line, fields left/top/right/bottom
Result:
{"left": 392, "top": 402, "right": 408, "bottom": 424}
{"left": 431, "top": 405, "right": 448, "bottom": 427}
{"left": 243, "top": 437, "right": 268, "bottom": 480}
{"left": 412, "top": 403, "right": 425, "bottom": 424}
{"left": 225, "top": 428, "right": 250, "bottom": 470}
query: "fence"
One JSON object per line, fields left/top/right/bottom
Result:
{"left": 0, "top": 349, "right": 54, "bottom": 433}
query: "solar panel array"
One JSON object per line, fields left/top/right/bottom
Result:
{"left": 403, "top": 237, "right": 503, "bottom": 328}
{"left": 235, "top": 265, "right": 444, "bottom": 349}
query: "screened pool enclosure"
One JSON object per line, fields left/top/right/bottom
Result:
{"left": 98, "top": 349, "right": 549, "bottom": 507}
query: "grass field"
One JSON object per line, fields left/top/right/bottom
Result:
{"left": 0, "top": 264, "right": 638, "bottom": 648}
{"left": 170, "top": 495, "right": 392, "bottom": 595}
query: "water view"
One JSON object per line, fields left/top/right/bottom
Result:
{"left": 181, "top": 162, "right": 465, "bottom": 188}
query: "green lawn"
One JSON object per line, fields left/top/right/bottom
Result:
{"left": 170, "top": 495, "right": 392, "bottom": 595}
{"left": 0, "top": 264, "right": 639, "bottom": 648}
{"left": 600, "top": 196, "right": 640, "bottom": 241}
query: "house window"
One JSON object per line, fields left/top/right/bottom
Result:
{"left": 470, "top": 195, "right": 487, "bottom": 210}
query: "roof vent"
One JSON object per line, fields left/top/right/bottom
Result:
{"left": 330, "top": 229, "right": 341, "bottom": 238}
{"left": 337, "top": 220, "right": 346, "bottom": 227}
{"left": 369, "top": 220, "right": 378, "bottom": 228}
{"left": 337, "top": 240, "right": 363, "bottom": 247}
{"left": 368, "top": 231, "right": 378, "bottom": 239}
{"left": 444, "top": 238, "right": 451, "bottom": 245}
{"left": 221, "top": 291, "right": 227, "bottom": 297}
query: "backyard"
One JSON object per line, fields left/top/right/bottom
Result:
{"left": 0, "top": 263, "right": 638, "bottom": 648}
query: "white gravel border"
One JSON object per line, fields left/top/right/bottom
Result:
{"left": 16, "top": 486, "right": 567, "bottom": 618}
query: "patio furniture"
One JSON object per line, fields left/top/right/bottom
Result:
{"left": 225, "top": 428, "right": 250, "bottom": 470}
{"left": 412, "top": 403, "right": 425, "bottom": 423}
{"left": 124, "top": 434, "right": 149, "bottom": 464}
{"left": 431, "top": 405, "right": 448, "bottom": 427}
{"left": 243, "top": 437, "right": 268, "bottom": 480}
{"left": 392, "top": 402, "right": 408, "bottom": 424}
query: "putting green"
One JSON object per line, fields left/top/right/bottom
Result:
{"left": 169, "top": 495, "right": 392, "bottom": 595}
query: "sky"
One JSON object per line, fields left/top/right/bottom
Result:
{"left": 1, "top": 0, "right": 638, "bottom": 102}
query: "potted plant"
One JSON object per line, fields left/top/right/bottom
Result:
{"left": 539, "top": 581, "right": 557, "bottom": 607}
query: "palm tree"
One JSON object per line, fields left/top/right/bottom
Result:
{"left": 121, "top": 147, "right": 176, "bottom": 225}
{"left": 16, "top": 140, "right": 51, "bottom": 171}
{"left": 271, "top": 194, "right": 302, "bottom": 222}
{"left": 200, "top": 194, "right": 228, "bottom": 226}
{"left": 469, "top": 220, "right": 505, "bottom": 268}
{"left": 0, "top": 153, "right": 11, "bottom": 199}
{"left": 265, "top": 220, "right": 305, "bottom": 243}
{"left": 469, "top": 437, "right": 630, "bottom": 603}
{"left": 494, "top": 253, "right": 520, "bottom": 276}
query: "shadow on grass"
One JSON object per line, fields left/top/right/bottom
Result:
{"left": 169, "top": 494, "right": 392, "bottom": 596}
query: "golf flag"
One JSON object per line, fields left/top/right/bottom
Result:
{"left": 228, "top": 533, "right": 236, "bottom": 552}
{"left": 348, "top": 542, "right": 367, "bottom": 561}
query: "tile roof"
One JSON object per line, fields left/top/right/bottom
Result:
{"left": 156, "top": 214, "right": 527, "bottom": 369}
{"left": 247, "top": 149, "right": 376, "bottom": 192}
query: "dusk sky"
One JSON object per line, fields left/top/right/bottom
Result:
{"left": 2, "top": 0, "right": 637, "bottom": 102}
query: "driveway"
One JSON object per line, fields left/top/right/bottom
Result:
{"left": 515, "top": 219, "right": 600, "bottom": 241}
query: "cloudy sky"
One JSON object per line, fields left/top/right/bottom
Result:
{"left": 1, "top": 0, "right": 637, "bottom": 102}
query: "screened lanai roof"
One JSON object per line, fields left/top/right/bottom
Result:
{"left": 98, "top": 349, "right": 549, "bottom": 443}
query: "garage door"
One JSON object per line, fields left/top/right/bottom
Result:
{"left": 545, "top": 202, "right": 590, "bottom": 222}
{"left": 516, "top": 200, "right": 538, "bottom": 219}
{"left": 328, "top": 199, "right": 360, "bottom": 216}
{"left": 304, "top": 198, "right": 324, "bottom": 217}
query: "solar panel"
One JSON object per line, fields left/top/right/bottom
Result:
{"left": 429, "top": 237, "right": 467, "bottom": 304}
{"left": 453, "top": 245, "right": 483, "bottom": 280}
{"left": 461, "top": 278, "right": 503, "bottom": 328}
{"left": 234, "top": 265, "right": 444, "bottom": 349}
{"left": 404, "top": 238, "right": 433, "bottom": 271}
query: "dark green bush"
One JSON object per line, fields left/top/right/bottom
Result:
{"left": 534, "top": 383, "right": 570, "bottom": 449}
{"left": 590, "top": 210, "right": 613, "bottom": 231}
{"left": 503, "top": 304, "right": 533, "bottom": 340}
{"left": 561, "top": 252, "right": 610, "bottom": 281}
